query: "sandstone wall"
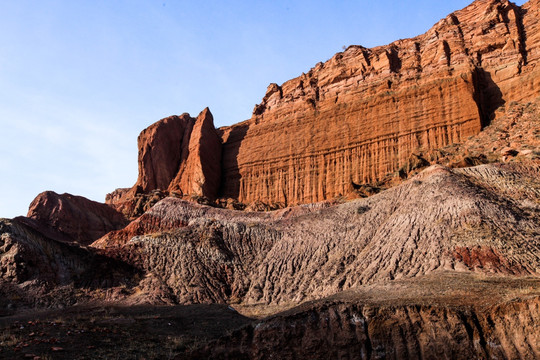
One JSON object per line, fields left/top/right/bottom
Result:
{"left": 168, "top": 108, "right": 222, "bottom": 199}
{"left": 109, "top": 108, "right": 222, "bottom": 208}
{"left": 219, "top": 0, "right": 540, "bottom": 205}
{"left": 197, "top": 295, "right": 540, "bottom": 360}
{"left": 135, "top": 114, "right": 194, "bottom": 193}
{"left": 107, "top": 0, "right": 540, "bottom": 208}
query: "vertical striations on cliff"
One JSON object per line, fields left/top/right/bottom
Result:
{"left": 218, "top": 0, "right": 540, "bottom": 206}
{"left": 108, "top": 0, "right": 540, "bottom": 209}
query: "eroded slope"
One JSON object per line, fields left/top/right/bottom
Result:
{"left": 94, "top": 161, "right": 540, "bottom": 305}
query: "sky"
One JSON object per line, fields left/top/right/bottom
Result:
{"left": 0, "top": 0, "right": 528, "bottom": 218}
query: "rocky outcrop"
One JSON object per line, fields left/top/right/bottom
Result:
{"left": 107, "top": 0, "right": 540, "bottom": 209}
{"left": 433, "top": 100, "right": 540, "bottom": 168}
{"left": 107, "top": 108, "right": 222, "bottom": 213}
{"left": 168, "top": 108, "right": 222, "bottom": 199}
{"left": 0, "top": 218, "right": 137, "bottom": 308}
{"left": 23, "top": 191, "right": 128, "bottom": 246}
{"left": 218, "top": 0, "right": 540, "bottom": 206}
{"left": 93, "top": 161, "right": 540, "bottom": 305}
{"left": 134, "top": 114, "right": 194, "bottom": 193}
{"left": 2, "top": 2, "right": 540, "bottom": 357}
{"left": 194, "top": 275, "right": 540, "bottom": 360}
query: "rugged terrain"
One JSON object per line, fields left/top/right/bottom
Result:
{"left": 93, "top": 160, "right": 540, "bottom": 306}
{"left": 1, "top": 0, "right": 540, "bottom": 359}
{"left": 2, "top": 154, "right": 538, "bottom": 358}
{"left": 197, "top": 274, "right": 540, "bottom": 360}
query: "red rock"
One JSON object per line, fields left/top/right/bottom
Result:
{"left": 92, "top": 210, "right": 187, "bottom": 249}
{"left": 500, "top": 147, "right": 518, "bottom": 156}
{"left": 109, "top": 0, "right": 540, "bottom": 209}
{"left": 107, "top": 109, "right": 222, "bottom": 211}
{"left": 168, "top": 107, "right": 222, "bottom": 200}
{"left": 218, "top": 0, "right": 540, "bottom": 206}
{"left": 134, "top": 114, "right": 194, "bottom": 193}
{"left": 23, "top": 191, "right": 128, "bottom": 245}
{"left": 105, "top": 189, "right": 168, "bottom": 220}
{"left": 453, "top": 246, "right": 525, "bottom": 274}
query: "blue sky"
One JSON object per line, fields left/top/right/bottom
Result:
{"left": 0, "top": 0, "right": 527, "bottom": 218}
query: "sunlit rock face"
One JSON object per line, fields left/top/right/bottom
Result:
{"left": 108, "top": 0, "right": 540, "bottom": 210}
{"left": 219, "top": 0, "right": 540, "bottom": 206}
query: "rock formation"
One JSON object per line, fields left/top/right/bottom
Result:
{"left": 195, "top": 275, "right": 540, "bottom": 360}
{"left": 1, "top": 1, "right": 540, "bottom": 358}
{"left": 134, "top": 114, "right": 194, "bottom": 193}
{"left": 168, "top": 107, "right": 222, "bottom": 200}
{"left": 22, "top": 191, "right": 128, "bottom": 246}
{"left": 133, "top": 108, "right": 222, "bottom": 199}
{"left": 0, "top": 218, "right": 137, "bottom": 307}
{"left": 106, "top": 0, "right": 540, "bottom": 209}
{"left": 108, "top": 108, "right": 222, "bottom": 216}
{"left": 219, "top": 0, "right": 540, "bottom": 206}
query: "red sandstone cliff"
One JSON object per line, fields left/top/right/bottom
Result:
{"left": 107, "top": 108, "right": 222, "bottom": 215}
{"left": 219, "top": 0, "right": 540, "bottom": 206}
{"left": 127, "top": 108, "right": 222, "bottom": 200}
{"left": 135, "top": 114, "right": 194, "bottom": 193}
{"left": 107, "top": 0, "right": 540, "bottom": 209}
{"left": 168, "top": 107, "right": 222, "bottom": 199}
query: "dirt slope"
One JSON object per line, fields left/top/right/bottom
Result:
{"left": 93, "top": 160, "right": 540, "bottom": 305}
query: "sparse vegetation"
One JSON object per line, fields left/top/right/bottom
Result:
{"left": 356, "top": 205, "right": 370, "bottom": 214}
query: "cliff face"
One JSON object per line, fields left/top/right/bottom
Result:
{"left": 134, "top": 108, "right": 222, "bottom": 198}
{"left": 168, "top": 108, "right": 222, "bottom": 199}
{"left": 217, "top": 0, "right": 540, "bottom": 206}
{"left": 107, "top": 108, "right": 222, "bottom": 215}
{"left": 135, "top": 114, "right": 194, "bottom": 193}
{"left": 105, "top": 0, "right": 540, "bottom": 208}
{"left": 2, "top": 2, "right": 540, "bottom": 357}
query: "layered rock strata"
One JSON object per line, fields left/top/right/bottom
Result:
{"left": 107, "top": 0, "right": 540, "bottom": 209}
{"left": 195, "top": 275, "right": 540, "bottom": 360}
{"left": 219, "top": 0, "right": 540, "bottom": 206}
